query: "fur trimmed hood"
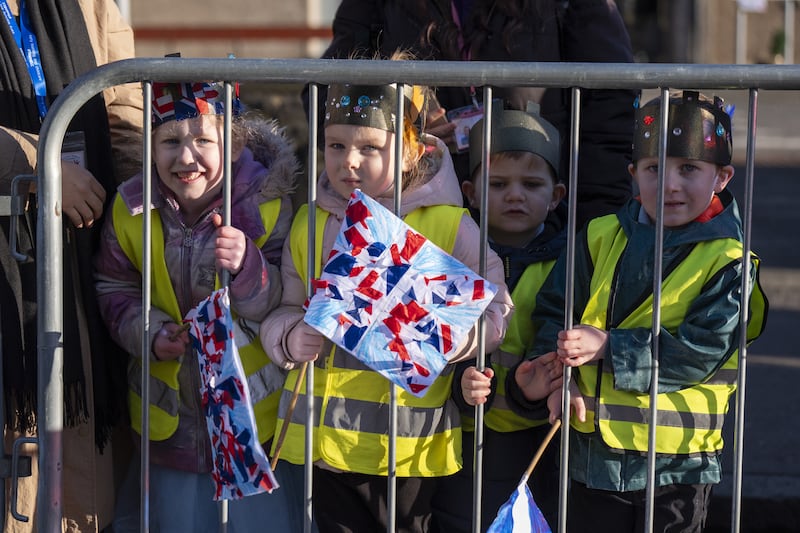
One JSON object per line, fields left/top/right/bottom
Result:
{"left": 242, "top": 115, "right": 298, "bottom": 201}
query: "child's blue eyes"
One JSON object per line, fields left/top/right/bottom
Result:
{"left": 327, "top": 144, "right": 379, "bottom": 152}
{"left": 159, "top": 138, "right": 214, "bottom": 146}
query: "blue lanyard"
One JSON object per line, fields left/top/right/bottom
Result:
{"left": 1, "top": 0, "right": 49, "bottom": 119}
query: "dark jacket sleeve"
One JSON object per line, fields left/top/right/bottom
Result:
{"left": 561, "top": 0, "right": 637, "bottom": 227}
{"left": 609, "top": 258, "right": 758, "bottom": 393}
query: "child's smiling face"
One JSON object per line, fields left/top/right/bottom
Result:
{"left": 629, "top": 156, "right": 734, "bottom": 227}
{"left": 324, "top": 123, "right": 408, "bottom": 200}
{"left": 153, "top": 115, "right": 237, "bottom": 221}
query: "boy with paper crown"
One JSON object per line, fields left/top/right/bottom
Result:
{"left": 508, "top": 90, "right": 768, "bottom": 532}
{"left": 432, "top": 103, "right": 566, "bottom": 532}
{"left": 259, "top": 77, "right": 512, "bottom": 532}
{"left": 94, "top": 79, "right": 299, "bottom": 532}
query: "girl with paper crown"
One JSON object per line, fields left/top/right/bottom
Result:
{"left": 95, "top": 78, "right": 300, "bottom": 532}
{"left": 260, "top": 66, "right": 513, "bottom": 531}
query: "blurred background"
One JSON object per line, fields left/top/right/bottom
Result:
{"left": 119, "top": 0, "right": 797, "bottom": 65}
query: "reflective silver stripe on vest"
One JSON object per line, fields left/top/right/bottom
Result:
{"left": 127, "top": 361, "right": 180, "bottom": 417}
{"left": 583, "top": 396, "right": 726, "bottom": 431}
{"left": 322, "top": 396, "right": 459, "bottom": 437}
{"left": 247, "top": 363, "right": 287, "bottom": 405}
{"left": 703, "top": 368, "right": 738, "bottom": 385}
{"left": 279, "top": 390, "right": 323, "bottom": 427}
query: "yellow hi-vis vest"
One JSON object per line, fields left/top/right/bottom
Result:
{"left": 113, "top": 194, "right": 283, "bottom": 442}
{"left": 462, "top": 259, "right": 557, "bottom": 433}
{"left": 276, "top": 203, "right": 468, "bottom": 476}
{"left": 571, "top": 215, "right": 767, "bottom": 454}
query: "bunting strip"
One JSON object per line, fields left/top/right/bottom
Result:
{"left": 187, "top": 287, "right": 279, "bottom": 500}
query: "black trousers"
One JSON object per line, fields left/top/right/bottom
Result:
{"left": 431, "top": 425, "right": 560, "bottom": 532}
{"left": 313, "top": 467, "right": 438, "bottom": 533}
{"left": 567, "top": 481, "right": 712, "bottom": 533}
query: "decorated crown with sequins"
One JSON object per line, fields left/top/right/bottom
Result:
{"left": 633, "top": 90, "right": 733, "bottom": 165}
{"left": 324, "top": 83, "right": 425, "bottom": 132}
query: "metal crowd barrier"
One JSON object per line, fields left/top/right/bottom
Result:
{"left": 25, "top": 57, "right": 800, "bottom": 533}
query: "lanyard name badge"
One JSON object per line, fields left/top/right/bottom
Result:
{"left": 1, "top": 1, "right": 84, "bottom": 166}
{"left": 1, "top": 0, "right": 49, "bottom": 120}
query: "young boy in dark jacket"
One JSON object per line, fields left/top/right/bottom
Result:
{"left": 433, "top": 104, "right": 567, "bottom": 532}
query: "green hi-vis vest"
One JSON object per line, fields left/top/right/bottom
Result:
{"left": 571, "top": 215, "right": 767, "bottom": 454}
{"left": 276, "top": 203, "right": 468, "bottom": 476}
{"left": 461, "top": 260, "right": 557, "bottom": 433}
{"left": 113, "top": 194, "right": 283, "bottom": 442}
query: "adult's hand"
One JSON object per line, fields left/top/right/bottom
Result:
{"left": 424, "top": 106, "right": 457, "bottom": 149}
{"left": 61, "top": 161, "right": 106, "bottom": 228}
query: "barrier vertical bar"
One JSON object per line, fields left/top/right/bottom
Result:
{"left": 470, "top": 86, "right": 493, "bottom": 533}
{"left": 643, "top": 87, "right": 670, "bottom": 533}
{"left": 217, "top": 80, "right": 235, "bottom": 533}
{"left": 731, "top": 87, "right": 759, "bottom": 533}
{"left": 386, "top": 82, "right": 406, "bottom": 533}
{"left": 555, "top": 86, "right": 581, "bottom": 533}
{"left": 304, "top": 82, "right": 319, "bottom": 533}
{"left": 140, "top": 80, "right": 154, "bottom": 533}
{"left": 36, "top": 83, "right": 65, "bottom": 533}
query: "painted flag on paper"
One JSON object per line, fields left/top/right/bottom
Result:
{"left": 187, "top": 287, "right": 279, "bottom": 500}
{"left": 487, "top": 479, "right": 551, "bottom": 533}
{"left": 303, "top": 189, "right": 497, "bottom": 397}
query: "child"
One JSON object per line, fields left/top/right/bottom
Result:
{"left": 94, "top": 80, "right": 299, "bottom": 532}
{"left": 510, "top": 91, "right": 768, "bottom": 532}
{"left": 258, "top": 79, "right": 513, "bottom": 532}
{"left": 431, "top": 104, "right": 567, "bottom": 532}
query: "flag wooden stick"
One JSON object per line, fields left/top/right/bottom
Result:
{"left": 523, "top": 419, "right": 562, "bottom": 480}
{"left": 270, "top": 361, "right": 308, "bottom": 470}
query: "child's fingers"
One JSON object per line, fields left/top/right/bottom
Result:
{"left": 211, "top": 212, "right": 223, "bottom": 227}
{"left": 572, "top": 395, "right": 587, "bottom": 423}
{"left": 168, "top": 322, "right": 191, "bottom": 341}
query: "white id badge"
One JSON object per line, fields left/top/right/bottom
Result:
{"left": 61, "top": 131, "right": 86, "bottom": 168}
{"left": 446, "top": 104, "right": 484, "bottom": 152}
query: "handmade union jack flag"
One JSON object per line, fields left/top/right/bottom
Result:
{"left": 303, "top": 189, "right": 497, "bottom": 397}
{"left": 187, "top": 287, "right": 278, "bottom": 500}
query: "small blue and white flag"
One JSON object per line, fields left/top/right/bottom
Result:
{"left": 487, "top": 477, "right": 551, "bottom": 533}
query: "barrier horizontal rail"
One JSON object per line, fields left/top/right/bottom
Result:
{"left": 47, "top": 57, "right": 800, "bottom": 96}
{"left": 33, "top": 57, "right": 792, "bottom": 533}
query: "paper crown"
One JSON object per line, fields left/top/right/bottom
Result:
{"left": 633, "top": 90, "right": 733, "bottom": 165}
{"left": 468, "top": 102, "right": 561, "bottom": 177}
{"left": 324, "top": 83, "right": 426, "bottom": 132}
{"left": 151, "top": 81, "right": 242, "bottom": 126}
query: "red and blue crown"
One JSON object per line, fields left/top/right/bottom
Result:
{"left": 151, "top": 81, "right": 242, "bottom": 126}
